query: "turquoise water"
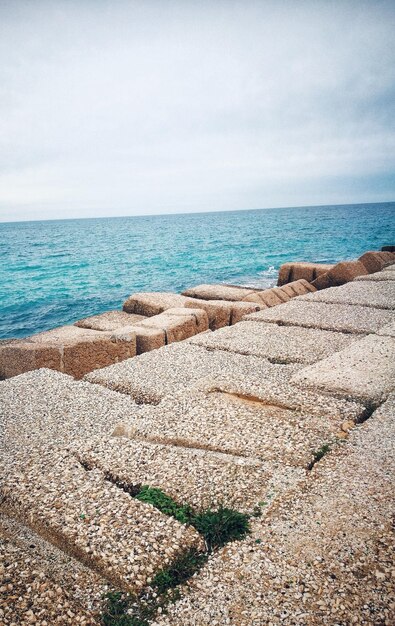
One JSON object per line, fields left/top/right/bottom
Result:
{"left": 0, "top": 202, "right": 394, "bottom": 340}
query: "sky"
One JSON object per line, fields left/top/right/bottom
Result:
{"left": 0, "top": 0, "right": 394, "bottom": 222}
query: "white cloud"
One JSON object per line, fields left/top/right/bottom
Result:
{"left": 0, "top": 0, "right": 394, "bottom": 221}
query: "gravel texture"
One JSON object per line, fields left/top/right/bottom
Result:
{"left": 75, "top": 310, "right": 146, "bottom": 330}
{"left": 188, "top": 321, "right": 359, "bottom": 364}
{"left": 73, "top": 436, "right": 304, "bottom": 514}
{"left": 298, "top": 280, "right": 395, "bottom": 309}
{"left": 0, "top": 527, "right": 100, "bottom": 625}
{"left": 155, "top": 394, "right": 395, "bottom": 626}
{"left": 377, "top": 322, "right": 395, "bottom": 337}
{"left": 125, "top": 388, "right": 365, "bottom": 467}
{"left": 0, "top": 368, "right": 142, "bottom": 463}
{"left": 0, "top": 513, "right": 107, "bottom": 618}
{"left": 355, "top": 271, "right": 395, "bottom": 281}
{"left": 244, "top": 300, "right": 395, "bottom": 334}
{"left": 84, "top": 342, "right": 299, "bottom": 404}
{"left": 181, "top": 283, "right": 257, "bottom": 301}
{"left": 292, "top": 334, "right": 395, "bottom": 406}
{"left": 2, "top": 448, "right": 202, "bottom": 593}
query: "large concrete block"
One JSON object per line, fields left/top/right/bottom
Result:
{"left": 354, "top": 270, "right": 395, "bottom": 281}
{"left": 189, "top": 321, "right": 358, "bottom": 364}
{"left": 74, "top": 436, "right": 303, "bottom": 514}
{"left": 113, "top": 324, "right": 165, "bottom": 354}
{"left": 123, "top": 292, "right": 187, "bottom": 316}
{"left": 298, "top": 280, "right": 395, "bottom": 310}
{"left": 133, "top": 309, "right": 203, "bottom": 344}
{"left": 157, "top": 393, "right": 395, "bottom": 626}
{"left": 0, "top": 325, "right": 136, "bottom": 380}
{"left": 85, "top": 342, "right": 297, "bottom": 404}
{"left": 292, "top": 334, "right": 395, "bottom": 406}
{"left": 244, "top": 300, "right": 395, "bottom": 334}
{"left": 0, "top": 340, "right": 62, "bottom": 380}
{"left": 181, "top": 283, "right": 257, "bottom": 301}
{"left": 129, "top": 388, "right": 364, "bottom": 469}
{"left": 358, "top": 250, "right": 395, "bottom": 273}
{"left": 278, "top": 279, "right": 316, "bottom": 297}
{"left": 184, "top": 298, "right": 260, "bottom": 329}
{"left": 75, "top": 310, "right": 146, "bottom": 331}
{"left": 277, "top": 262, "right": 334, "bottom": 286}
{"left": 165, "top": 307, "right": 209, "bottom": 333}
{"left": 2, "top": 451, "right": 201, "bottom": 593}
{"left": 312, "top": 260, "right": 369, "bottom": 289}
{"left": 0, "top": 368, "right": 140, "bottom": 459}
{"left": 122, "top": 291, "right": 259, "bottom": 331}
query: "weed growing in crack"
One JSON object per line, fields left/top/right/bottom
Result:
{"left": 308, "top": 443, "right": 331, "bottom": 470}
{"left": 100, "top": 487, "right": 251, "bottom": 625}
{"left": 135, "top": 485, "right": 193, "bottom": 524}
{"left": 151, "top": 548, "right": 208, "bottom": 593}
{"left": 192, "top": 506, "right": 250, "bottom": 552}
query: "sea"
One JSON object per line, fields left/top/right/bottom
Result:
{"left": 0, "top": 202, "right": 394, "bottom": 340}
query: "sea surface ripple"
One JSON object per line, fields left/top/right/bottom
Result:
{"left": 0, "top": 202, "right": 394, "bottom": 339}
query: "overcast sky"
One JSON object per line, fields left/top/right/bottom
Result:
{"left": 0, "top": 0, "right": 394, "bottom": 222}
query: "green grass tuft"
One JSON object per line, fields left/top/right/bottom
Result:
{"left": 309, "top": 443, "right": 331, "bottom": 469}
{"left": 151, "top": 548, "right": 208, "bottom": 594}
{"left": 135, "top": 486, "right": 193, "bottom": 524}
{"left": 101, "top": 592, "right": 149, "bottom": 626}
{"left": 191, "top": 505, "right": 250, "bottom": 551}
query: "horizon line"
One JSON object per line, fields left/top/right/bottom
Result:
{"left": 0, "top": 199, "right": 394, "bottom": 226}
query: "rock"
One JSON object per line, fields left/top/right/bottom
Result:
{"left": 358, "top": 251, "right": 395, "bottom": 274}
{"left": 112, "top": 325, "right": 165, "bottom": 354}
{"left": 132, "top": 308, "right": 207, "bottom": 344}
{"left": 0, "top": 325, "right": 136, "bottom": 379}
{"left": 75, "top": 310, "right": 146, "bottom": 331}
{"left": 312, "top": 260, "right": 369, "bottom": 289}
{"left": 381, "top": 245, "right": 395, "bottom": 252}
{"left": 123, "top": 292, "right": 187, "bottom": 316}
{"left": 277, "top": 262, "right": 334, "bottom": 286}
{"left": 182, "top": 284, "right": 258, "bottom": 302}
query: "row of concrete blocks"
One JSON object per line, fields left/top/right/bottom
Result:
{"left": 277, "top": 249, "right": 395, "bottom": 288}
{"left": 0, "top": 278, "right": 314, "bottom": 380}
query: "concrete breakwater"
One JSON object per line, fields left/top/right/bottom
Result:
{"left": 1, "top": 247, "right": 395, "bottom": 625}
{"left": 0, "top": 248, "right": 393, "bottom": 381}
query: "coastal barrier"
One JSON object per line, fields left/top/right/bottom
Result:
{"left": 1, "top": 248, "right": 393, "bottom": 380}
{"left": 1, "top": 249, "right": 394, "bottom": 624}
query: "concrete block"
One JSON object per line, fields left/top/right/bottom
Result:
{"left": 155, "top": 394, "right": 395, "bottom": 626}
{"left": 298, "top": 280, "right": 395, "bottom": 310}
{"left": 182, "top": 283, "right": 257, "bottom": 301}
{"left": 2, "top": 451, "right": 201, "bottom": 593}
{"left": 358, "top": 250, "right": 395, "bottom": 273}
{"left": 135, "top": 311, "right": 198, "bottom": 344}
{"left": 129, "top": 388, "right": 364, "bottom": 469}
{"left": 312, "top": 260, "right": 368, "bottom": 289}
{"left": 74, "top": 436, "right": 303, "bottom": 514}
{"left": 123, "top": 292, "right": 187, "bottom": 316}
{"left": 0, "top": 527, "right": 100, "bottom": 625}
{"left": 0, "top": 368, "right": 140, "bottom": 458}
{"left": 189, "top": 321, "right": 358, "bottom": 364}
{"left": 0, "top": 326, "right": 136, "bottom": 380}
{"left": 354, "top": 271, "right": 395, "bottom": 282}
{"left": 277, "top": 262, "right": 334, "bottom": 286}
{"left": 292, "top": 334, "right": 395, "bottom": 406}
{"left": 279, "top": 279, "right": 316, "bottom": 298}
{"left": 75, "top": 310, "right": 146, "bottom": 331}
{"left": 244, "top": 300, "right": 395, "bottom": 334}
{"left": 85, "top": 342, "right": 297, "bottom": 404}
{"left": 165, "top": 307, "right": 209, "bottom": 333}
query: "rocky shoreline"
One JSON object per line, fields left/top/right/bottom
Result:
{"left": 1, "top": 246, "right": 394, "bottom": 625}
